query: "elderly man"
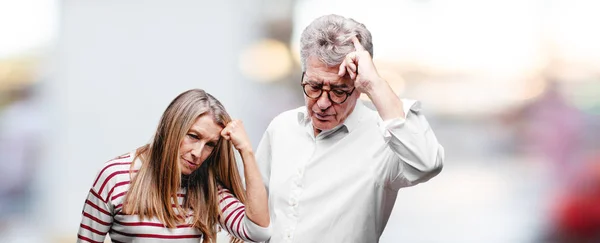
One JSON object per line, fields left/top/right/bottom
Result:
{"left": 256, "top": 14, "right": 445, "bottom": 242}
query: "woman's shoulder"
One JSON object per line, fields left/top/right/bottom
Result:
{"left": 101, "top": 150, "right": 138, "bottom": 174}
{"left": 89, "top": 150, "right": 138, "bottom": 196}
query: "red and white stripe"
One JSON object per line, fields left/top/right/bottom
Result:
{"left": 77, "top": 151, "right": 271, "bottom": 242}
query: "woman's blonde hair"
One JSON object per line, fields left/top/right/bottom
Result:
{"left": 123, "top": 89, "right": 246, "bottom": 243}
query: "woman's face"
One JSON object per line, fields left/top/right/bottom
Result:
{"left": 179, "top": 114, "right": 223, "bottom": 175}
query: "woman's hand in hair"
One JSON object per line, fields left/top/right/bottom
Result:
{"left": 220, "top": 119, "right": 252, "bottom": 153}
{"left": 222, "top": 120, "right": 270, "bottom": 229}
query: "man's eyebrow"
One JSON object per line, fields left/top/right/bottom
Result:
{"left": 330, "top": 83, "right": 350, "bottom": 89}
{"left": 306, "top": 80, "right": 323, "bottom": 86}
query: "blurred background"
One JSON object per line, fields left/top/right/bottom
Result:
{"left": 1, "top": 0, "right": 599, "bottom": 242}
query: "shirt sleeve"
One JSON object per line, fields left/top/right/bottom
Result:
{"left": 77, "top": 158, "right": 130, "bottom": 243}
{"left": 218, "top": 186, "right": 272, "bottom": 242}
{"left": 379, "top": 100, "right": 445, "bottom": 190}
{"left": 77, "top": 187, "right": 114, "bottom": 242}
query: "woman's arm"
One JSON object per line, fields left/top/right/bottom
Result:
{"left": 77, "top": 188, "right": 113, "bottom": 242}
{"left": 217, "top": 185, "right": 271, "bottom": 242}
{"left": 220, "top": 120, "right": 270, "bottom": 227}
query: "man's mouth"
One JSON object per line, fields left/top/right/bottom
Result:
{"left": 314, "top": 113, "right": 330, "bottom": 120}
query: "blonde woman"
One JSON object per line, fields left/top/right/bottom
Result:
{"left": 77, "top": 89, "right": 271, "bottom": 243}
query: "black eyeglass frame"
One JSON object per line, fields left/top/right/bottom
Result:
{"left": 300, "top": 72, "right": 356, "bottom": 104}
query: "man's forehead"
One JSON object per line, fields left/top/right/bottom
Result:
{"left": 305, "top": 57, "right": 340, "bottom": 75}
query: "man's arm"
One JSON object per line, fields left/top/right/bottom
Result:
{"left": 339, "top": 36, "right": 405, "bottom": 120}
{"left": 340, "top": 36, "right": 444, "bottom": 189}
{"left": 378, "top": 102, "right": 444, "bottom": 189}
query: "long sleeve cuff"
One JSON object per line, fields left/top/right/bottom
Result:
{"left": 378, "top": 99, "right": 421, "bottom": 141}
{"left": 242, "top": 216, "right": 272, "bottom": 242}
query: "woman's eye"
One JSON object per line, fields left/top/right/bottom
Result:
{"left": 187, "top": 134, "right": 199, "bottom": 140}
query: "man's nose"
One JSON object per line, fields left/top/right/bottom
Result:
{"left": 316, "top": 91, "right": 332, "bottom": 110}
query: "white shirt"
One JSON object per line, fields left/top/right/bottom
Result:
{"left": 256, "top": 99, "right": 444, "bottom": 243}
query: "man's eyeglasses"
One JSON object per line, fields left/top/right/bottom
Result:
{"left": 300, "top": 72, "right": 356, "bottom": 104}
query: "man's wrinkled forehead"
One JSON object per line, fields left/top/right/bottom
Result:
{"left": 304, "top": 70, "right": 353, "bottom": 88}
{"left": 305, "top": 56, "right": 353, "bottom": 84}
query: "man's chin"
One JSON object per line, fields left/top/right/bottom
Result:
{"left": 312, "top": 119, "right": 337, "bottom": 131}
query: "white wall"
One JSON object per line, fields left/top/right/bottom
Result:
{"left": 38, "top": 0, "right": 269, "bottom": 237}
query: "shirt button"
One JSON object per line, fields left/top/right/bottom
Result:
{"left": 294, "top": 179, "right": 302, "bottom": 187}
{"left": 296, "top": 167, "right": 304, "bottom": 177}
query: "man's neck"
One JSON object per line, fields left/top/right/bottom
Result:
{"left": 313, "top": 128, "right": 322, "bottom": 137}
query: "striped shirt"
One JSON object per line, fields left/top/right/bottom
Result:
{"left": 77, "top": 151, "right": 271, "bottom": 242}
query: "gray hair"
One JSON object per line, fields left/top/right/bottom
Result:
{"left": 300, "top": 14, "right": 373, "bottom": 71}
